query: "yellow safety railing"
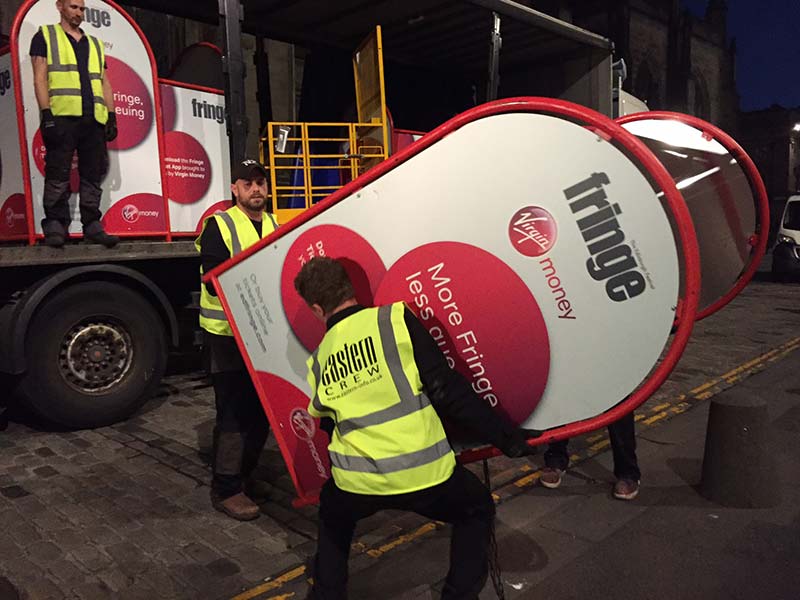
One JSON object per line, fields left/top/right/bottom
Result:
{"left": 260, "top": 120, "right": 388, "bottom": 224}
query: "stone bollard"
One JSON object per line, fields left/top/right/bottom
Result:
{"left": 700, "top": 389, "right": 780, "bottom": 508}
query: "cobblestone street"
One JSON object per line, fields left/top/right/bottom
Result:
{"left": 2, "top": 277, "right": 800, "bottom": 599}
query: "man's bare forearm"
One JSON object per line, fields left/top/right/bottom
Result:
{"left": 31, "top": 57, "right": 50, "bottom": 111}
{"left": 102, "top": 76, "right": 114, "bottom": 112}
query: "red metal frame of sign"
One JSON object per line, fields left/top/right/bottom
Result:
{"left": 158, "top": 78, "right": 224, "bottom": 96}
{"left": 207, "top": 97, "right": 701, "bottom": 505}
{"left": 616, "top": 111, "right": 769, "bottom": 321}
{"left": 10, "top": 0, "right": 172, "bottom": 244}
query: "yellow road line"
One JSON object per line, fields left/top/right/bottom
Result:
{"left": 233, "top": 336, "right": 800, "bottom": 599}
{"left": 231, "top": 566, "right": 307, "bottom": 600}
{"left": 367, "top": 522, "right": 439, "bottom": 558}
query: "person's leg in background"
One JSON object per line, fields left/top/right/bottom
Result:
{"left": 608, "top": 411, "right": 641, "bottom": 500}
{"left": 410, "top": 465, "right": 496, "bottom": 600}
{"left": 76, "top": 116, "right": 117, "bottom": 247}
{"left": 310, "top": 480, "right": 380, "bottom": 600}
{"left": 41, "top": 117, "right": 79, "bottom": 247}
{"left": 210, "top": 370, "right": 260, "bottom": 520}
{"left": 540, "top": 438, "right": 570, "bottom": 488}
{"left": 237, "top": 371, "right": 271, "bottom": 501}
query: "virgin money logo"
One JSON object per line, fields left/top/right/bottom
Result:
{"left": 5, "top": 208, "right": 24, "bottom": 229}
{"left": 508, "top": 206, "right": 558, "bottom": 258}
{"left": 122, "top": 204, "right": 139, "bottom": 223}
{"left": 122, "top": 204, "right": 159, "bottom": 223}
{"left": 289, "top": 408, "right": 316, "bottom": 441}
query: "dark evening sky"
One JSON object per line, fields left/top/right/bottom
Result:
{"left": 683, "top": 0, "right": 800, "bottom": 111}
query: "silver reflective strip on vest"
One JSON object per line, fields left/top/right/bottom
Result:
{"left": 49, "top": 89, "right": 82, "bottom": 96}
{"left": 336, "top": 305, "right": 430, "bottom": 437}
{"left": 266, "top": 212, "right": 279, "bottom": 231}
{"left": 89, "top": 36, "right": 103, "bottom": 71}
{"left": 93, "top": 95, "right": 106, "bottom": 106}
{"left": 48, "top": 64, "right": 79, "bottom": 72}
{"left": 89, "top": 73, "right": 102, "bottom": 80}
{"left": 200, "top": 307, "right": 228, "bottom": 321}
{"left": 329, "top": 438, "right": 452, "bottom": 474}
{"left": 215, "top": 211, "right": 242, "bottom": 255}
{"left": 44, "top": 26, "right": 62, "bottom": 67}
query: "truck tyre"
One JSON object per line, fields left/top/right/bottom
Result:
{"left": 20, "top": 281, "right": 167, "bottom": 429}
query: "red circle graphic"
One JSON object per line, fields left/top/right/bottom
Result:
{"left": 508, "top": 206, "right": 558, "bottom": 258}
{"left": 105, "top": 56, "right": 154, "bottom": 151}
{"left": 280, "top": 225, "right": 387, "bottom": 352}
{"left": 374, "top": 241, "right": 550, "bottom": 425}
{"left": 164, "top": 131, "right": 212, "bottom": 204}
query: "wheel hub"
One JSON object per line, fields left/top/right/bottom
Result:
{"left": 58, "top": 321, "right": 133, "bottom": 393}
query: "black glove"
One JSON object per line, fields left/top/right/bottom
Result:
{"left": 502, "top": 428, "right": 543, "bottom": 458}
{"left": 105, "top": 112, "right": 117, "bottom": 142}
{"left": 40, "top": 109, "right": 58, "bottom": 147}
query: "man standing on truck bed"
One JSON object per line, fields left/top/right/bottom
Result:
{"left": 196, "top": 158, "right": 279, "bottom": 521}
{"left": 29, "top": 0, "right": 119, "bottom": 248}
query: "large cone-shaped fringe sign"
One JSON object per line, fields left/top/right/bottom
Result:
{"left": 208, "top": 98, "right": 703, "bottom": 505}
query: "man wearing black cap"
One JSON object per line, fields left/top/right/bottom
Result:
{"left": 195, "top": 159, "right": 279, "bottom": 520}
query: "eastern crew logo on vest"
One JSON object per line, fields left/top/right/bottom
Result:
{"left": 0, "top": 70, "right": 11, "bottom": 96}
{"left": 320, "top": 337, "right": 382, "bottom": 397}
{"left": 564, "top": 172, "right": 650, "bottom": 302}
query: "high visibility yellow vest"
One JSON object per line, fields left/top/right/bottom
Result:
{"left": 307, "top": 303, "right": 456, "bottom": 495}
{"left": 195, "top": 205, "right": 279, "bottom": 336}
{"left": 41, "top": 24, "right": 108, "bottom": 125}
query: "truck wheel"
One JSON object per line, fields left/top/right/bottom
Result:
{"left": 20, "top": 281, "right": 167, "bottom": 429}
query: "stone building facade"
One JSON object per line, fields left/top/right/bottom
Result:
{"left": 528, "top": 0, "right": 739, "bottom": 133}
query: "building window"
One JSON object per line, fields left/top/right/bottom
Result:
{"left": 688, "top": 73, "right": 710, "bottom": 120}
{"left": 634, "top": 61, "right": 660, "bottom": 109}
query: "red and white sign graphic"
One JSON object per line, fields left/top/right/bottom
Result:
{"left": 280, "top": 224, "right": 388, "bottom": 351}
{"left": 160, "top": 83, "right": 230, "bottom": 233}
{"left": 0, "top": 194, "right": 27, "bottom": 236}
{"left": 105, "top": 56, "right": 154, "bottom": 151}
{"left": 102, "top": 192, "right": 165, "bottom": 231}
{"left": 213, "top": 106, "right": 687, "bottom": 503}
{"left": 0, "top": 49, "right": 25, "bottom": 240}
{"left": 374, "top": 241, "right": 550, "bottom": 425}
{"left": 254, "top": 372, "right": 330, "bottom": 494}
{"left": 15, "top": 0, "right": 166, "bottom": 236}
{"left": 164, "top": 130, "right": 212, "bottom": 204}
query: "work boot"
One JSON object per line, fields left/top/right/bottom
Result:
{"left": 539, "top": 467, "right": 563, "bottom": 489}
{"left": 244, "top": 478, "right": 272, "bottom": 504}
{"left": 42, "top": 230, "right": 66, "bottom": 248}
{"left": 41, "top": 220, "right": 67, "bottom": 248}
{"left": 212, "top": 492, "right": 260, "bottom": 521}
{"left": 613, "top": 478, "right": 640, "bottom": 501}
{"left": 84, "top": 222, "right": 119, "bottom": 248}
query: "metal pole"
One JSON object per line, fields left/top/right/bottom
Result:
{"left": 486, "top": 12, "right": 502, "bottom": 102}
{"left": 219, "top": 0, "right": 247, "bottom": 165}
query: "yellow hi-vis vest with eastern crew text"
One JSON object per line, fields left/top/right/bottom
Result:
{"left": 307, "top": 303, "right": 456, "bottom": 495}
{"left": 195, "top": 205, "right": 278, "bottom": 336}
{"left": 41, "top": 24, "right": 108, "bottom": 125}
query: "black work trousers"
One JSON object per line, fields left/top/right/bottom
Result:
{"left": 211, "top": 370, "right": 270, "bottom": 499}
{"left": 310, "top": 465, "right": 495, "bottom": 600}
{"left": 42, "top": 116, "right": 108, "bottom": 232}
{"left": 544, "top": 411, "right": 641, "bottom": 481}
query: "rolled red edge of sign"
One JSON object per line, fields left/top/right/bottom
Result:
{"left": 616, "top": 110, "right": 770, "bottom": 321}
{"left": 210, "top": 97, "right": 701, "bottom": 503}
